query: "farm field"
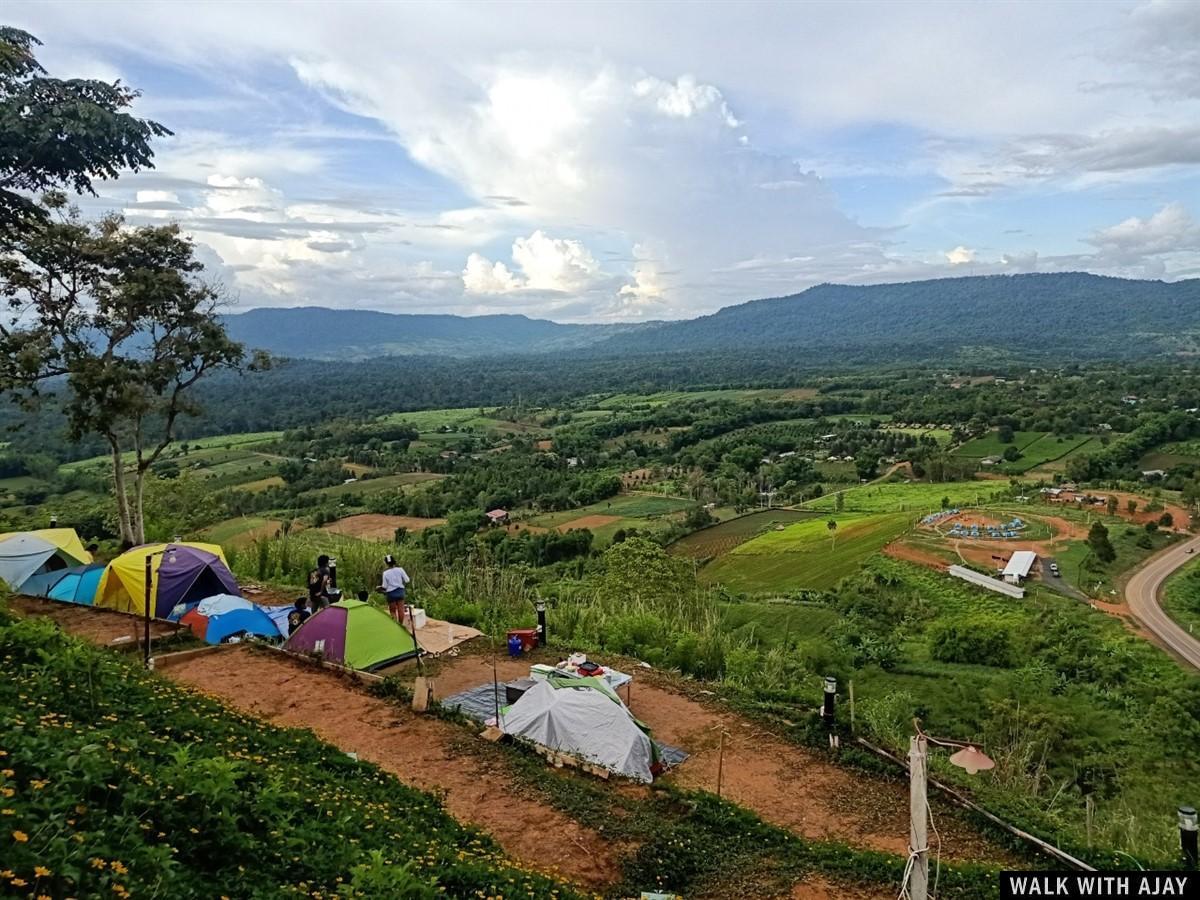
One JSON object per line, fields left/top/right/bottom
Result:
{"left": 886, "top": 426, "right": 955, "bottom": 445}
{"left": 58, "top": 430, "right": 283, "bottom": 473}
{"left": 702, "top": 511, "right": 912, "bottom": 593}
{"left": 592, "top": 387, "right": 818, "bottom": 409}
{"left": 670, "top": 508, "right": 817, "bottom": 559}
{"left": 1026, "top": 436, "right": 1110, "bottom": 474}
{"left": 320, "top": 513, "right": 446, "bottom": 539}
{"left": 308, "top": 471, "right": 446, "bottom": 498}
{"left": 805, "top": 480, "right": 1009, "bottom": 514}
{"left": 952, "top": 430, "right": 1046, "bottom": 457}
{"left": 522, "top": 493, "right": 692, "bottom": 544}
{"left": 200, "top": 516, "right": 284, "bottom": 545}
{"left": 378, "top": 406, "right": 541, "bottom": 435}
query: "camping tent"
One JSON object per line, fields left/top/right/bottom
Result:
{"left": 94, "top": 543, "right": 240, "bottom": 619}
{"left": 0, "top": 529, "right": 92, "bottom": 592}
{"left": 19, "top": 564, "right": 104, "bottom": 605}
{"left": 283, "top": 599, "right": 419, "bottom": 671}
{"left": 500, "top": 675, "right": 658, "bottom": 783}
{"left": 179, "top": 594, "right": 282, "bottom": 644}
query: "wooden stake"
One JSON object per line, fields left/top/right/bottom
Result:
{"left": 143, "top": 554, "right": 153, "bottom": 669}
{"left": 716, "top": 729, "right": 726, "bottom": 798}
{"left": 849, "top": 679, "right": 856, "bottom": 735}
{"left": 908, "top": 735, "right": 929, "bottom": 900}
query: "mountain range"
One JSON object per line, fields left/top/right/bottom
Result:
{"left": 223, "top": 273, "right": 1200, "bottom": 362}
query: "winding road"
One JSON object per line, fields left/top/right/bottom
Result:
{"left": 1124, "top": 533, "right": 1200, "bottom": 671}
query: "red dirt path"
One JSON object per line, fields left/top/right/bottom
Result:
{"left": 428, "top": 654, "right": 1015, "bottom": 865}
{"left": 163, "top": 647, "right": 620, "bottom": 888}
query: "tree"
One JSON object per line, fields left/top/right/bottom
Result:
{"left": 1087, "top": 521, "right": 1116, "bottom": 564}
{"left": 835, "top": 491, "right": 845, "bottom": 512}
{"left": 0, "top": 28, "right": 169, "bottom": 229}
{"left": 1160, "top": 512, "right": 1174, "bottom": 529}
{"left": 1106, "top": 495, "right": 1118, "bottom": 517}
{"left": 1127, "top": 499, "right": 1138, "bottom": 516}
{"left": 827, "top": 518, "right": 838, "bottom": 549}
{"left": 997, "top": 424, "right": 1015, "bottom": 444}
{"left": 1002, "top": 445, "right": 1021, "bottom": 462}
{"left": 0, "top": 201, "right": 256, "bottom": 545}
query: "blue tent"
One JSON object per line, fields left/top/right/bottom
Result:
{"left": 20, "top": 564, "right": 104, "bottom": 606}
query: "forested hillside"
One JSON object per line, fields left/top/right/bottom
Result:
{"left": 222, "top": 307, "right": 647, "bottom": 359}
{"left": 601, "top": 273, "right": 1200, "bottom": 357}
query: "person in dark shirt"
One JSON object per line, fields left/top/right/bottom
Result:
{"left": 307, "top": 555, "right": 333, "bottom": 608}
{"left": 286, "top": 597, "right": 311, "bottom": 635}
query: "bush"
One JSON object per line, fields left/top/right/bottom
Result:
{"left": 929, "top": 616, "right": 1017, "bottom": 667}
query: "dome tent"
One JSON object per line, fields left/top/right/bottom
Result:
{"left": 500, "top": 675, "right": 660, "bottom": 783}
{"left": 95, "top": 543, "right": 240, "bottom": 619}
{"left": 0, "top": 529, "right": 92, "bottom": 593}
{"left": 283, "top": 599, "right": 419, "bottom": 671}
{"left": 179, "top": 594, "right": 282, "bottom": 644}
{"left": 20, "top": 564, "right": 105, "bottom": 606}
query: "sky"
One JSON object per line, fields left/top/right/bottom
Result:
{"left": 9, "top": 0, "right": 1200, "bottom": 321}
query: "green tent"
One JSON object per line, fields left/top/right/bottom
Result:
{"left": 283, "top": 599, "right": 420, "bottom": 671}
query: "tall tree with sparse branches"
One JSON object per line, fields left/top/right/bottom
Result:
{"left": 0, "top": 197, "right": 259, "bottom": 544}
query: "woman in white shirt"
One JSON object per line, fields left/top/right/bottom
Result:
{"left": 378, "top": 554, "right": 412, "bottom": 623}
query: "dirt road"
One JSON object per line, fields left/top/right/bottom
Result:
{"left": 1124, "top": 533, "right": 1200, "bottom": 670}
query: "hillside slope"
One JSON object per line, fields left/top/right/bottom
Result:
{"left": 222, "top": 307, "right": 646, "bottom": 359}
{"left": 600, "top": 273, "right": 1200, "bottom": 357}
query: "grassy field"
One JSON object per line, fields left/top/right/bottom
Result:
{"left": 886, "top": 426, "right": 955, "bottom": 445}
{"left": 805, "top": 480, "right": 1007, "bottom": 513}
{"left": 1162, "top": 556, "right": 1200, "bottom": 635}
{"left": 670, "top": 508, "right": 817, "bottom": 559}
{"left": 953, "top": 430, "right": 1046, "bottom": 457}
{"left": 1027, "top": 436, "right": 1110, "bottom": 474}
{"left": 701, "top": 511, "right": 912, "bottom": 593}
{"left": 719, "top": 600, "right": 838, "bottom": 648}
{"left": 378, "top": 406, "right": 540, "bottom": 435}
{"left": 200, "top": 515, "right": 282, "bottom": 545}
{"left": 519, "top": 493, "right": 693, "bottom": 544}
{"left": 308, "top": 471, "right": 446, "bottom": 498}
{"left": 59, "top": 431, "right": 282, "bottom": 473}
{"left": 1055, "top": 518, "right": 1178, "bottom": 597}
{"left": 592, "top": 387, "right": 817, "bottom": 409}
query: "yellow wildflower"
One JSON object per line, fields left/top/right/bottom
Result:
{"left": 34, "top": 866, "right": 51, "bottom": 877}
{"left": 11, "top": 830, "right": 28, "bottom": 843}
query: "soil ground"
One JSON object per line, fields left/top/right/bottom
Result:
{"left": 426, "top": 652, "right": 1016, "bottom": 865}
{"left": 160, "top": 646, "right": 620, "bottom": 888}
{"left": 9, "top": 595, "right": 180, "bottom": 646}
{"left": 322, "top": 513, "right": 446, "bottom": 539}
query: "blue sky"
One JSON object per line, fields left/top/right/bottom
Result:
{"left": 10, "top": 0, "right": 1200, "bottom": 320}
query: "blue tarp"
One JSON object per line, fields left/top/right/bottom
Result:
{"left": 21, "top": 564, "right": 103, "bottom": 605}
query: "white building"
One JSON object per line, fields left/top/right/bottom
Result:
{"left": 1002, "top": 551, "right": 1037, "bottom": 585}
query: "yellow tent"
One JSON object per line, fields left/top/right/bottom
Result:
{"left": 0, "top": 528, "right": 92, "bottom": 565}
{"left": 94, "top": 542, "right": 239, "bottom": 618}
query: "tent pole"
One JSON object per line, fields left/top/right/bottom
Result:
{"left": 143, "top": 554, "right": 152, "bottom": 669}
{"left": 491, "top": 632, "right": 500, "bottom": 725}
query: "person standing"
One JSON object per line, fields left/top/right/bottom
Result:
{"left": 378, "top": 554, "right": 411, "bottom": 624}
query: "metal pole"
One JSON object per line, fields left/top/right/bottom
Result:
{"left": 536, "top": 600, "right": 547, "bottom": 648}
{"left": 908, "top": 735, "right": 929, "bottom": 900}
{"left": 143, "top": 554, "right": 153, "bottom": 669}
{"left": 1180, "top": 806, "right": 1198, "bottom": 869}
{"left": 490, "top": 633, "right": 500, "bottom": 725}
{"left": 849, "top": 680, "right": 856, "bottom": 735}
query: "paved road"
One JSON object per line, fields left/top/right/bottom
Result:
{"left": 1124, "top": 533, "right": 1200, "bottom": 671}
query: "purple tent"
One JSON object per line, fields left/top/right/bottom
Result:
{"left": 96, "top": 542, "right": 242, "bottom": 619}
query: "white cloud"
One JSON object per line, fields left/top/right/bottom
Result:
{"left": 463, "top": 230, "right": 602, "bottom": 295}
{"left": 1086, "top": 202, "right": 1200, "bottom": 264}
{"left": 462, "top": 252, "right": 521, "bottom": 294}
{"left": 633, "top": 74, "right": 739, "bottom": 127}
{"left": 945, "top": 246, "right": 976, "bottom": 265}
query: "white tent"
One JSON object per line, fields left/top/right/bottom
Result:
{"left": 500, "top": 676, "right": 656, "bottom": 783}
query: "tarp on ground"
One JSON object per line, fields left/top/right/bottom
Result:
{"left": 500, "top": 675, "right": 658, "bottom": 782}
{"left": 283, "top": 599, "right": 419, "bottom": 671}
{"left": 0, "top": 530, "right": 91, "bottom": 592}
{"left": 20, "top": 563, "right": 105, "bottom": 606}
{"left": 95, "top": 543, "right": 240, "bottom": 619}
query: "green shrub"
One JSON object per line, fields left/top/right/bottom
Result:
{"left": 929, "top": 617, "right": 1017, "bottom": 667}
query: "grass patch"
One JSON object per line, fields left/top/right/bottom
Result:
{"left": 1163, "top": 556, "right": 1200, "bottom": 636}
{"left": 309, "top": 472, "right": 446, "bottom": 498}
{"left": 670, "top": 508, "right": 818, "bottom": 559}
{"left": 702, "top": 512, "right": 912, "bottom": 593}
{"left": 806, "top": 481, "right": 1007, "bottom": 514}
{"left": 953, "top": 430, "right": 1046, "bottom": 458}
